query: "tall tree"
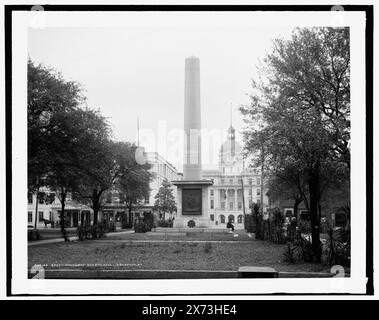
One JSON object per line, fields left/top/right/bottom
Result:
{"left": 43, "top": 108, "right": 109, "bottom": 238}
{"left": 240, "top": 27, "right": 350, "bottom": 261}
{"left": 266, "top": 171, "right": 306, "bottom": 219}
{"left": 153, "top": 179, "right": 177, "bottom": 221}
{"left": 28, "top": 59, "right": 84, "bottom": 187}
{"left": 71, "top": 113, "right": 116, "bottom": 225}
{"left": 117, "top": 144, "right": 153, "bottom": 226}
{"left": 28, "top": 59, "right": 84, "bottom": 232}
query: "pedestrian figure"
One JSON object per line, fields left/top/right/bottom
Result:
{"left": 227, "top": 220, "right": 234, "bottom": 232}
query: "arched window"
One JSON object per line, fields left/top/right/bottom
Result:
{"left": 228, "top": 215, "right": 235, "bottom": 223}
{"left": 219, "top": 215, "right": 225, "bottom": 224}
{"left": 237, "top": 215, "right": 243, "bottom": 224}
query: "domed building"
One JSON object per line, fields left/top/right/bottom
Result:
{"left": 202, "top": 124, "right": 269, "bottom": 229}
{"left": 219, "top": 125, "right": 244, "bottom": 175}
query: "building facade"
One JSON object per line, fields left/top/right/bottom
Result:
{"left": 144, "top": 151, "right": 181, "bottom": 209}
{"left": 27, "top": 189, "right": 92, "bottom": 228}
{"left": 27, "top": 150, "right": 181, "bottom": 229}
{"left": 202, "top": 125, "right": 269, "bottom": 229}
{"left": 101, "top": 151, "right": 181, "bottom": 225}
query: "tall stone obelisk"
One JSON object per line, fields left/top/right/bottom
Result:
{"left": 183, "top": 56, "right": 201, "bottom": 180}
{"left": 172, "top": 56, "right": 213, "bottom": 228}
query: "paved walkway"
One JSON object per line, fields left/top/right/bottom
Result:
{"left": 28, "top": 230, "right": 134, "bottom": 246}
{"left": 28, "top": 236, "right": 79, "bottom": 246}
{"left": 29, "top": 236, "right": 252, "bottom": 246}
{"left": 94, "top": 239, "right": 253, "bottom": 244}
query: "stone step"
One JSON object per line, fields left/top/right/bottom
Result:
{"left": 145, "top": 232, "right": 166, "bottom": 236}
{"left": 165, "top": 233, "right": 186, "bottom": 237}
{"left": 153, "top": 227, "right": 231, "bottom": 233}
{"left": 153, "top": 228, "right": 182, "bottom": 233}
{"left": 146, "top": 231, "right": 187, "bottom": 237}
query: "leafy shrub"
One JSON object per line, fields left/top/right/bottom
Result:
{"left": 244, "top": 214, "right": 254, "bottom": 233}
{"left": 158, "top": 220, "right": 169, "bottom": 227}
{"left": 143, "top": 212, "right": 154, "bottom": 231}
{"left": 290, "top": 232, "right": 314, "bottom": 262}
{"left": 77, "top": 220, "right": 116, "bottom": 240}
{"left": 158, "top": 219, "right": 173, "bottom": 228}
{"left": 320, "top": 217, "right": 329, "bottom": 233}
{"left": 244, "top": 203, "right": 264, "bottom": 239}
{"left": 133, "top": 212, "right": 154, "bottom": 233}
{"left": 252, "top": 204, "right": 264, "bottom": 239}
{"left": 187, "top": 220, "right": 195, "bottom": 228}
{"left": 324, "top": 227, "right": 350, "bottom": 267}
{"left": 84, "top": 223, "right": 106, "bottom": 239}
{"left": 298, "top": 220, "right": 311, "bottom": 235}
{"left": 28, "top": 229, "right": 40, "bottom": 241}
{"left": 261, "top": 219, "right": 271, "bottom": 240}
{"left": 121, "top": 214, "right": 130, "bottom": 229}
{"left": 77, "top": 224, "right": 92, "bottom": 240}
{"left": 294, "top": 233, "right": 314, "bottom": 262}
{"left": 286, "top": 218, "right": 297, "bottom": 242}
{"left": 106, "top": 221, "right": 116, "bottom": 233}
{"left": 270, "top": 208, "right": 286, "bottom": 244}
{"left": 335, "top": 204, "right": 350, "bottom": 228}
{"left": 134, "top": 222, "right": 148, "bottom": 233}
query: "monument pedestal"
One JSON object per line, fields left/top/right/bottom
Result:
{"left": 172, "top": 180, "right": 213, "bottom": 228}
{"left": 173, "top": 57, "right": 213, "bottom": 229}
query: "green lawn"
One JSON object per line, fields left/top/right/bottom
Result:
{"left": 28, "top": 236, "right": 330, "bottom": 273}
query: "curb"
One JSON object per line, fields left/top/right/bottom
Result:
{"left": 28, "top": 230, "right": 134, "bottom": 246}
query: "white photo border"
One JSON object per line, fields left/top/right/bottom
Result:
{"left": 8, "top": 7, "right": 369, "bottom": 296}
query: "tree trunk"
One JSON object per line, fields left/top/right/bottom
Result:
{"left": 34, "top": 187, "right": 40, "bottom": 230}
{"left": 293, "top": 197, "right": 301, "bottom": 220}
{"left": 93, "top": 206, "right": 99, "bottom": 225}
{"left": 92, "top": 189, "right": 99, "bottom": 225}
{"left": 128, "top": 205, "right": 133, "bottom": 227}
{"left": 309, "top": 163, "right": 322, "bottom": 262}
{"left": 260, "top": 146, "right": 264, "bottom": 214}
{"left": 60, "top": 190, "right": 68, "bottom": 242}
{"left": 240, "top": 177, "right": 247, "bottom": 230}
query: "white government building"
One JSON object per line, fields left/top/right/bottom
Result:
{"left": 201, "top": 124, "right": 269, "bottom": 229}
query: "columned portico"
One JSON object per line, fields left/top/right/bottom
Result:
{"left": 206, "top": 185, "right": 246, "bottom": 229}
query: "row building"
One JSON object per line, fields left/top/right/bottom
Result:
{"left": 27, "top": 150, "right": 181, "bottom": 229}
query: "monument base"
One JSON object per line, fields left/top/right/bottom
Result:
{"left": 172, "top": 180, "right": 213, "bottom": 229}
{"left": 173, "top": 216, "right": 211, "bottom": 228}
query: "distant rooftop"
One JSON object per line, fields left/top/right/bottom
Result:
{"left": 144, "top": 151, "right": 178, "bottom": 172}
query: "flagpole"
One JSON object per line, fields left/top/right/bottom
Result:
{"left": 137, "top": 116, "right": 140, "bottom": 147}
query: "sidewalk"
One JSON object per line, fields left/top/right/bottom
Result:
{"left": 28, "top": 229, "right": 134, "bottom": 246}
{"left": 94, "top": 239, "right": 254, "bottom": 244}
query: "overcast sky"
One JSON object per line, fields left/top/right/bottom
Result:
{"left": 28, "top": 13, "right": 295, "bottom": 170}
